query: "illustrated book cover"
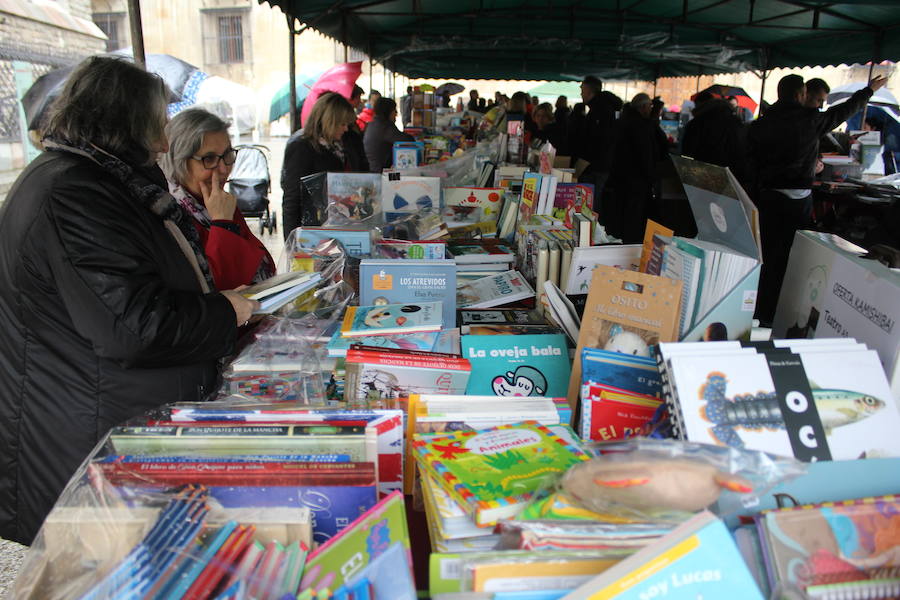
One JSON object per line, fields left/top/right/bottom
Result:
{"left": 359, "top": 259, "right": 457, "bottom": 329}
{"left": 462, "top": 332, "right": 570, "bottom": 398}
{"left": 341, "top": 302, "right": 443, "bottom": 337}
{"left": 457, "top": 270, "right": 535, "bottom": 309}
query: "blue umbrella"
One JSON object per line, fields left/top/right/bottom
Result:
{"left": 268, "top": 71, "right": 323, "bottom": 122}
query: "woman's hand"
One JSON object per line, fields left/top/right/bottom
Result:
{"left": 221, "top": 286, "right": 259, "bottom": 326}
{"left": 200, "top": 169, "right": 237, "bottom": 221}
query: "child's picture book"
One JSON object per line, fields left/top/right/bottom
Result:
{"left": 564, "top": 244, "right": 642, "bottom": 295}
{"left": 444, "top": 187, "right": 506, "bottom": 219}
{"left": 412, "top": 421, "right": 589, "bottom": 526}
{"left": 375, "top": 240, "right": 446, "bottom": 260}
{"left": 301, "top": 491, "right": 411, "bottom": 592}
{"left": 326, "top": 172, "right": 381, "bottom": 224}
{"left": 458, "top": 309, "right": 547, "bottom": 327}
{"left": 554, "top": 182, "right": 595, "bottom": 228}
{"left": 581, "top": 347, "right": 662, "bottom": 398}
{"left": 359, "top": 259, "right": 457, "bottom": 329}
{"left": 457, "top": 270, "right": 535, "bottom": 309}
{"left": 380, "top": 174, "right": 440, "bottom": 215}
{"left": 463, "top": 333, "right": 570, "bottom": 398}
{"left": 564, "top": 511, "right": 765, "bottom": 600}
{"left": 325, "top": 329, "right": 441, "bottom": 357}
{"left": 449, "top": 242, "right": 515, "bottom": 264}
{"left": 392, "top": 141, "right": 424, "bottom": 170}
{"left": 341, "top": 302, "right": 443, "bottom": 337}
{"left": 291, "top": 226, "right": 372, "bottom": 257}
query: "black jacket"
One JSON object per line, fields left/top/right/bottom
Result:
{"left": 0, "top": 151, "right": 236, "bottom": 544}
{"left": 749, "top": 86, "right": 872, "bottom": 190}
{"left": 681, "top": 99, "right": 750, "bottom": 187}
{"left": 363, "top": 116, "right": 414, "bottom": 172}
{"left": 281, "top": 132, "right": 368, "bottom": 236}
{"left": 610, "top": 103, "right": 669, "bottom": 184}
{"left": 575, "top": 91, "right": 623, "bottom": 173}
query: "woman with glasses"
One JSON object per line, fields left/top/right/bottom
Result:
{"left": 0, "top": 57, "right": 258, "bottom": 544}
{"left": 160, "top": 108, "right": 275, "bottom": 289}
{"left": 281, "top": 92, "right": 367, "bottom": 235}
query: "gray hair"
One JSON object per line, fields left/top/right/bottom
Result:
{"left": 631, "top": 93, "right": 651, "bottom": 109}
{"left": 159, "top": 107, "right": 231, "bottom": 184}
{"left": 44, "top": 56, "right": 168, "bottom": 165}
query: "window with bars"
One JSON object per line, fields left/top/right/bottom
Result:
{"left": 218, "top": 15, "right": 244, "bottom": 64}
{"left": 94, "top": 13, "right": 125, "bottom": 52}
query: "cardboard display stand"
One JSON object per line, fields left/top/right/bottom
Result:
{"left": 773, "top": 230, "right": 900, "bottom": 398}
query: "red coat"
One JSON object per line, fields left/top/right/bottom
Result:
{"left": 195, "top": 209, "right": 275, "bottom": 290}
{"left": 357, "top": 107, "right": 375, "bottom": 131}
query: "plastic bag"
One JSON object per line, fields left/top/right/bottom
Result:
{"left": 281, "top": 232, "right": 360, "bottom": 304}
{"left": 322, "top": 172, "right": 383, "bottom": 227}
{"left": 495, "top": 519, "right": 673, "bottom": 552}
{"left": 520, "top": 438, "right": 806, "bottom": 525}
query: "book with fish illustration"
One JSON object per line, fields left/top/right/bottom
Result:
{"left": 412, "top": 421, "right": 589, "bottom": 526}
{"left": 756, "top": 495, "right": 900, "bottom": 594}
{"left": 668, "top": 348, "right": 900, "bottom": 460}
{"left": 341, "top": 302, "right": 442, "bottom": 337}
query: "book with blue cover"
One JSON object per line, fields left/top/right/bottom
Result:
{"left": 462, "top": 333, "right": 570, "bottom": 397}
{"left": 341, "top": 302, "right": 443, "bottom": 337}
{"left": 292, "top": 226, "right": 372, "bottom": 257}
{"left": 564, "top": 511, "right": 765, "bottom": 600}
{"left": 359, "top": 259, "right": 457, "bottom": 329}
{"left": 325, "top": 328, "right": 441, "bottom": 357}
{"left": 581, "top": 347, "right": 662, "bottom": 398}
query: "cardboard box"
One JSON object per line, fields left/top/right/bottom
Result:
{"left": 773, "top": 230, "right": 900, "bottom": 398}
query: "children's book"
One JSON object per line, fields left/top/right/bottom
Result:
{"left": 581, "top": 347, "right": 662, "bottom": 398}
{"left": 375, "top": 240, "right": 447, "bottom": 260}
{"left": 554, "top": 183, "right": 594, "bottom": 229}
{"left": 756, "top": 495, "right": 900, "bottom": 594}
{"left": 381, "top": 174, "right": 440, "bottom": 215}
{"left": 326, "top": 172, "right": 381, "bottom": 224}
{"left": 242, "top": 272, "right": 322, "bottom": 314}
{"left": 292, "top": 226, "right": 372, "bottom": 257}
{"left": 392, "top": 141, "right": 424, "bottom": 170}
{"left": 667, "top": 348, "right": 900, "bottom": 461}
{"left": 341, "top": 302, "right": 443, "bottom": 337}
{"left": 457, "top": 270, "right": 535, "bottom": 309}
{"left": 301, "top": 491, "right": 411, "bottom": 592}
{"left": 458, "top": 309, "right": 547, "bottom": 327}
{"left": 462, "top": 333, "right": 570, "bottom": 398}
{"left": 449, "top": 242, "right": 515, "bottom": 264}
{"left": 564, "top": 245, "right": 642, "bottom": 295}
{"left": 325, "top": 329, "right": 441, "bottom": 357}
{"left": 344, "top": 346, "right": 471, "bottom": 406}
{"left": 564, "top": 511, "right": 765, "bottom": 600}
{"left": 412, "top": 421, "right": 589, "bottom": 526}
{"left": 359, "top": 260, "right": 457, "bottom": 329}
{"left": 444, "top": 187, "right": 506, "bottom": 220}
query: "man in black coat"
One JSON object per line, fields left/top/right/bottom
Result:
{"left": 681, "top": 93, "right": 751, "bottom": 190}
{"left": 749, "top": 73, "right": 886, "bottom": 324}
{"left": 609, "top": 94, "right": 669, "bottom": 243}
{"left": 570, "top": 76, "right": 622, "bottom": 212}
{"left": 363, "top": 97, "right": 415, "bottom": 172}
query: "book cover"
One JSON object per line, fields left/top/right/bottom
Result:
{"left": 567, "top": 265, "right": 683, "bottom": 409}
{"left": 520, "top": 172, "right": 541, "bottom": 224}
{"left": 302, "top": 491, "right": 411, "bottom": 592}
{"left": 293, "top": 227, "right": 372, "bottom": 257}
{"left": 344, "top": 347, "right": 471, "bottom": 406}
{"left": 444, "top": 187, "right": 505, "bottom": 220}
{"left": 581, "top": 347, "right": 662, "bottom": 398}
{"left": 668, "top": 349, "right": 900, "bottom": 460}
{"left": 458, "top": 309, "right": 546, "bottom": 327}
{"left": 341, "top": 302, "right": 443, "bottom": 337}
{"left": 563, "top": 511, "right": 765, "bottom": 600}
{"left": 326, "top": 172, "right": 382, "bottom": 224}
{"left": 96, "top": 462, "right": 378, "bottom": 545}
{"left": 555, "top": 183, "right": 594, "bottom": 229}
{"left": 580, "top": 387, "right": 662, "bottom": 442}
{"left": 326, "top": 329, "right": 441, "bottom": 357}
{"left": 564, "top": 245, "right": 642, "bottom": 296}
{"left": 449, "top": 242, "right": 515, "bottom": 264}
{"left": 457, "top": 270, "right": 535, "bottom": 309}
{"left": 412, "top": 421, "right": 589, "bottom": 526}
{"left": 639, "top": 220, "right": 675, "bottom": 274}
{"left": 381, "top": 174, "right": 440, "bottom": 214}
{"left": 462, "top": 333, "right": 570, "bottom": 397}
{"left": 359, "top": 260, "right": 457, "bottom": 329}
{"left": 758, "top": 495, "right": 900, "bottom": 592}
{"left": 375, "top": 240, "right": 447, "bottom": 260}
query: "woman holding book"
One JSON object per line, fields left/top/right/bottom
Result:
{"left": 160, "top": 108, "right": 275, "bottom": 290}
{"left": 0, "top": 56, "right": 257, "bottom": 545}
{"left": 281, "top": 92, "right": 368, "bottom": 236}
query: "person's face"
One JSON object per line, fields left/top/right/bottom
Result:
{"left": 183, "top": 129, "right": 232, "bottom": 199}
{"left": 637, "top": 103, "right": 651, "bottom": 118}
{"left": 805, "top": 89, "right": 827, "bottom": 110}
{"left": 333, "top": 121, "right": 349, "bottom": 141}
{"left": 349, "top": 95, "right": 362, "bottom": 109}
{"left": 391, "top": 108, "right": 398, "bottom": 122}
{"left": 580, "top": 83, "right": 594, "bottom": 103}
{"left": 368, "top": 93, "right": 381, "bottom": 106}
{"left": 533, "top": 110, "right": 552, "bottom": 129}
{"left": 728, "top": 98, "right": 738, "bottom": 110}
{"left": 556, "top": 97, "right": 567, "bottom": 109}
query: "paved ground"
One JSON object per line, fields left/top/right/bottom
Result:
{"left": 0, "top": 136, "right": 291, "bottom": 598}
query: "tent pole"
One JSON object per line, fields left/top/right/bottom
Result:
{"left": 758, "top": 69, "right": 767, "bottom": 117}
{"left": 126, "top": 0, "right": 146, "bottom": 68}
{"left": 860, "top": 60, "right": 875, "bottom": 129}
{"left": 288, "top": 16, "right": 298, "bottom": 133}
{"left": 695, "top": 74, "right": 700, "bottom": 93}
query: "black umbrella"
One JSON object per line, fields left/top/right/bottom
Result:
{"left": 21, "top": 52, "right": 203, "bottom": 131}
{"left": 435, "top": 82, "right": 465, "bottom": 96}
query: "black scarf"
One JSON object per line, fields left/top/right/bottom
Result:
{"left": 43, "top": 138, "right": 216, "bottom": 292}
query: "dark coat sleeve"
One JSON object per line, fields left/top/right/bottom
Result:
{"left": 281, "top": 134, "right": 314, "bottom": 238}
{"left": 44, "top": 172, "right": 236, "bottom": 368}
{"left": 817, "top": 86, "right": 874, "bottom": 136}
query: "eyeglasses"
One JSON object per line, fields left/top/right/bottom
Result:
{"left": 191, "top": 148, "right": 238, "bottom": 169}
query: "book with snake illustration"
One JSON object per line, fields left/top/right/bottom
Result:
{"left": 412, "top": 421, "right": 590, "bottom": 526}
{"left": 669, "top": 348, "right": 900, "bottom": 460}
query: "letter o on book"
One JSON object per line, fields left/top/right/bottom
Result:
{"left": 785, "top": 391, "right": 808, "bottom": 413}
{"left": 799, "top": 425, "right": 819, "bottom": 448}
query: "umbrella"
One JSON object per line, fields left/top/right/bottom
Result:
{"left": 435, "top": 82, "right": 464, "bottom": 97}
{"left": 21, "top": 52, "right": 205, "bottom": 131}
{"left": 268, "top": 70, "right": 325, "bottom": 122}
{"left": 691, "top": 84, "right": 758, "bottom": 113}
{"left": 300, "top": 61, "right": 363, "bottom": 128}
{"left": 827, "top": 82, "right": 899, "bottom": 109}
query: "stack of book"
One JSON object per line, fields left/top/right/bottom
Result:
{"left": 656, "top": 338, "right": 900, "bottom": 461}
{"left": 448, "top": 241, "right": 516, "bottom": 282}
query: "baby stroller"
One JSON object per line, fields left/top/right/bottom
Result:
{"left": 228, "top": 144, "right": 277, "bottom": 235}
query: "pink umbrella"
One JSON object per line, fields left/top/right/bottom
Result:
{"left": 300, "top": 61, "right": 363, "bottom": 127}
